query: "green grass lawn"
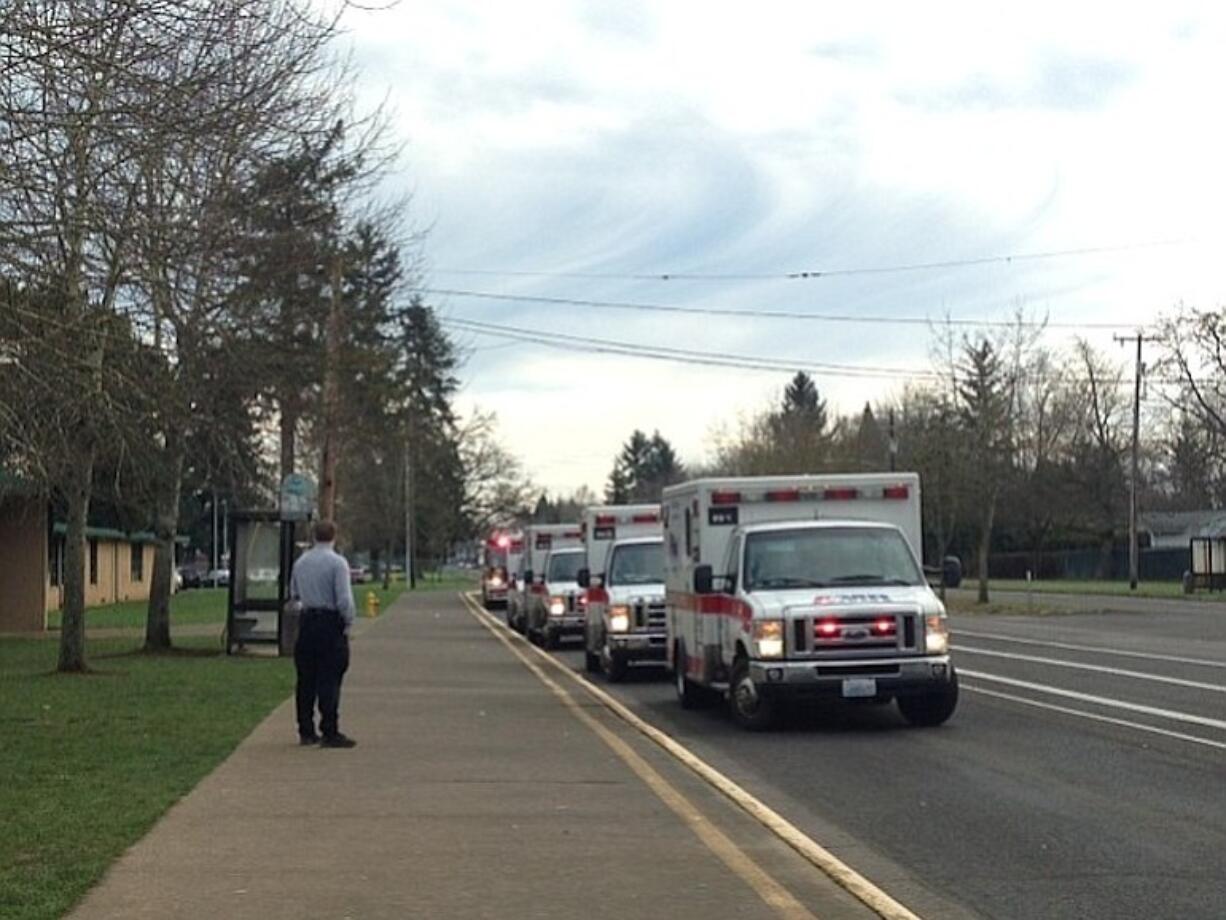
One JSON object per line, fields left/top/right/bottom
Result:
{"left": 0, "top": 634, "right": 295, "bottom": 920}
{"left": 980, "top": 579, "right": 1212, "bottom": 600}
{"left": 46, "top": 588, "right": 231, "bottom": 630}
{"left": 44, "top": 579, "right": 416, "bottom": 633}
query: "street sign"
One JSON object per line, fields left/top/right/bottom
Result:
{"left": 279, "top": 473, "right": 316, "bottom": 521}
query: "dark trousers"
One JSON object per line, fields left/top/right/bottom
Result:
{"left": 295, "top": 610, "right": 350, "bottom": 739}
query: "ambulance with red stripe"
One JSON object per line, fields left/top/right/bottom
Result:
{"left": 577, "top": 504, "right": 666, "bottom": 681}
{"left": 663, "top": 473, "right": 959, "bottom": 731}
{"left": 480, "top": 531, "right": 522, "bottom": 610}
{"left": 521, "top": 523, "right": 586, "bottom": 648}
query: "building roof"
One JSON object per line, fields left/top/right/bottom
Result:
{"left": 1140, "top": 511, "right": 1226, "bottom": 539}
{"left": 51, "top": 523, "right": 190, "bottom": 545}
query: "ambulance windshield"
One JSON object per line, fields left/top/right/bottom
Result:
{"left": 744, "top": 527, "right": 923, "bottom": 591}
{"left": 546, "top": 551, "right": 585, "bottom": 583}
{"left": 608, "top": 542, "right": 664, "bottom": 586}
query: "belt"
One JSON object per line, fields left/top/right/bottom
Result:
{"left": 303, "top": 607, "right": 340, "bottom": 617}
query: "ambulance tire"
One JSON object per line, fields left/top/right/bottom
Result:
{"left": 897, "top": 669, "right": 959, "bottom": 727}
{"left": 674, "top": 642, "right": 705, "bottom": 710}
{"left": 729, "top": 658, "right": 778, "bottom": 732}
{"left": 602, "top": 646, "right": 628, "bottom": 683}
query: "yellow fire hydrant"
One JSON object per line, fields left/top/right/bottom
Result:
{"left": 364, "top": 590, "right": 380, "bottom": 618}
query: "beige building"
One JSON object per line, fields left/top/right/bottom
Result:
{"left": 0, "top": 493, "right": 167, "bottom": 633}
{"left": 45, "top": 523, "right": 160, "bottom": 612}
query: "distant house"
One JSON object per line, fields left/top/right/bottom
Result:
{"left": 0, "top": 493, "right": 182, "bottom": 633}
{"left": 1139, "top": 511, "right": 1226, "bottom": 550}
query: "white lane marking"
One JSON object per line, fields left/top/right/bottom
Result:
{"left": 954, "top": 645, "right": 1226, "bottom": 693}
{"left": 963, "top": 684, "right": 1226, "bottom": 752}
{"left": 959, "top": 668, "right": 1226, "bottom": 733}
{"left": 460, "top": 592, "right": 925, "bottom": 920}
{"left": 956, "top": 629, "right": 1226, "bottom": 669}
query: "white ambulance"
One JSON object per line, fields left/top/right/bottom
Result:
{"left": 480, "top": 531, "right": 521, "bottom": 610}
{"left": 521, "top": 523, "right": 586, "bottom": 648}
{"left": 663, "top": 473, "right": 958, "bottom": 731}
{"left": 577, "top": 504, "right": 666, "bottom": 681}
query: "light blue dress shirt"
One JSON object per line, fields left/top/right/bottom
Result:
{"left": 289, "top": 542, "right": 357, "bottom": 632}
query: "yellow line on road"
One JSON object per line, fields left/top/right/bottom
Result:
{"left": 459, "top": 592, "right": 817, "bottom": 920}
{"left": 461, "top": 592, "right": 925, "bottom": 920}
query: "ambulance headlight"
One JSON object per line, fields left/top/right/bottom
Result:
{"left": 549, "top": 597, "right": 566, "bottom": 617}
{"left": 488, "top": 575, "right": 503, "bottom": 588}
{"left": 925, "top": 615, "right": 949, "bottom": 654}
{"left": 753, "top": 620, "right": 784, "bottom": 659}
{"left": 609, "top": 605, "right": 631, "bottom": 633}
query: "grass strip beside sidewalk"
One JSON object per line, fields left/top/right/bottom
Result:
{"left": 0, "top": 635, "right": 295, "bottom": 920}
{"left": 984, "top": 578, "right": 1212, "bottom": 600}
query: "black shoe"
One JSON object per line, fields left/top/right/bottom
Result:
{"left": 300, "top": 735, "right": 320, "bottom": 746}
{"left": 320, "top": 733, "right": 356, "bottom": 749}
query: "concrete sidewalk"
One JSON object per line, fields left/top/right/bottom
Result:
{"left": 68, "top": 591, "right": 878, "bottom": 920}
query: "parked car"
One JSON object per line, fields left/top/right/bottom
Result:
{"left": 204, "top": 568, "right": 230, "bottom": 588}
{"left": 349, "top": 564, "right": 373, "bottom": 584}
{"left": 178, "top": 567, "right": 203, "bottom": 589}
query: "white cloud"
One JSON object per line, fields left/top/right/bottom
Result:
{"left": 340, "top": 1, "right": 1226, "bottom": 491}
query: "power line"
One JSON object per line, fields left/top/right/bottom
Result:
{"left": 431, "top": 239, "right": 1183, "bottom": 283}
{"left": 425, "top": 287, "right": 1146, "bottom": 332}
{"left": 441, "top": 316, "right": 943, "bottom": 381}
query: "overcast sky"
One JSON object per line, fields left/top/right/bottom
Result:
{"left": 342, "top": 2, "right": 1226, "bottom": 495}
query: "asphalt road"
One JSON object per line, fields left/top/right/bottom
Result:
{"left": 507, "top": 603, "right": 1226, "bottom": 920}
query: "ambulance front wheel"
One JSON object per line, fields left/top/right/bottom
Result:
{"left": 897, "top": 669, "right": 959, "bottom": 727}
{"left": 674, "top": 642, "right": 706, "bottom": 710}
{"left": 602, "top": 644, "right": 628, "bottom": 683}
{"left": 729, "top": 658, "right": 778, "bottom": 731}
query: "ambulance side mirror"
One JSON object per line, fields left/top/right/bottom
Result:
{"left": 694, "top": 564, "right": 714, "bottom": 595}
{"left": 577, "top": 568, "right": 590, "bottom": 588}
{"left": 942, "top": 556, "right": 962, "bottom": 589}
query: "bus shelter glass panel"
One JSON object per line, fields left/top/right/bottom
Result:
{"left": 228, "top": 514, "right": 291, "bottom": 652}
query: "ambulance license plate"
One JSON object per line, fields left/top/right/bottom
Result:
{"left": 841, "top": 678, "right": 877, "bottom": 698}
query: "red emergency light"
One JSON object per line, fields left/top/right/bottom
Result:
{"left": 883, "top": 485, "right": 909, "bottom": 500}
{"left": 711, "top": 490, "right": 741, "bottom": 505}
{"left": 765, "top": 489, "right": 800, "bottom": 502}
{"left": 824, "top": 488, "right": 859, "bottom": 501}
{"left": 817, "top": 619, "right": 839, "bottom": 637}
{"left": 632, "top": 513, "right": 660, "bottom": 523}
{"left": 595, "top": 515, "right": 616, "bottom": 525}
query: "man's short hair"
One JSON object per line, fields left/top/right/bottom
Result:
{"left": 313, "top": 520, "right": 337, "bottom": 543}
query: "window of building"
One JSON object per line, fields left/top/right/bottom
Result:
{"left": 130, "top": 543, "right": 144, "bottom": 583}
{"left": 89, "top": 539, "right": 99, "bottom": 586}
{"left": 49, "top": 538, "right": 63, "bottom": 588}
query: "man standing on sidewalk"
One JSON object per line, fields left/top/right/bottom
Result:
{"left": 290, "top": 520, "right": 357, "bottom": 748}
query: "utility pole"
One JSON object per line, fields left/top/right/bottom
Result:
{"left": 1114, "top": 332, "right": 1146, "bottom": 590}
{"left": 403, "top": 432, "right": 415, "bottom": 590}
{"left": 211, "top": 489, "right": 219, "bottom": 572}
{"left": 319, "top": 254, "right": 343, "bottom": 521}
{"left": 888, "top": 409, "right": 898, "bottom": 472}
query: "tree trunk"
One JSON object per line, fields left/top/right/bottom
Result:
{"left": 1096, "top": 532, "right": 1114, "bottom": 581}
{"left": 318, "top": 256, "right": 343, "bottom": 520}
{"left": 382, "top": 541, "right": 391, "bottom": 589}
{"left": 977, "top": 494, "right": 997, "bottom": 604}
{"left": 57, "top": 460, "right": 94, "bottom": 673}
{"left": 280, "top": 394, "right": 298, "bottom": 481}
{"left": 145, "top": 437, "right": 186, "bottom": 651}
